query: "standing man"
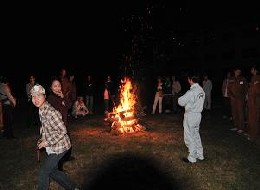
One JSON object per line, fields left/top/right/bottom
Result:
{"left": 0, "top": 76, "right": 17, "bottom": 139}
{"left": 172, "top": 75, "right": 182, "bottom": 114}
{"left": 222, "top": 71, "right": 232, "bottom": 119}
{"left": 247, "top": 65, "right": 260, "bottom": 141}
{"left": 84, "top": 75, "right": 95, "bottom": 114}
{"left": 31, "top": 84, "right": 79, "bottom": 190}
{"left": 178, "top": 73, "right": 205, "bottom": 163}
{"left": 202, "top": 74, "right": 212, "bottom": 111}
{"left": 25, "top": 74, "right": 40, "bottom": 127}
{"left": 104, "top": 75, "right": 115, "bottom": 114}
{"left": 228, "top": 67, "right": 248, "bottom": 133}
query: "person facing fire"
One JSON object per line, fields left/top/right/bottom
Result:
{"left": 228, "top": 67, "right": 248, "bottom": 133}
{"left": 247, "top": 65, "right": 260, "bottom": 141}
{"left": 104, "top": 75, "right": 116, "bottom": 114}
{"left": 178, "top": 72, "right": 205, "bottom": 163}
{"left": 30, "top": 84, "right": 79, "bottom": 190}
{"left": 152, "top": 76, "right": 164, "bottom": 114}
{"left": 202, "top": 74, "right": 212, "bottom": 111}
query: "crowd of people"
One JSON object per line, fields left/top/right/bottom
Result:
{"left": 0, "top": 64, "right": 259, "bottom": 187}
{"left": 150, "top": 65, "right": 259, "bottom": 143}
{"left": 222, "top": 65, "right": 260, "bottom": 142}
{"left": 0, "top": 65, "right": 259, "bottom": 141}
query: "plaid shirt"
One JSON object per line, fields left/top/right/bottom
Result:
{"left": 39, "top": 101, "right": 71, "bottom": 154}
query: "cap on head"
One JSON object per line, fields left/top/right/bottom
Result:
{"left": 30, "top": 84, "right": 45, "bottom": 96}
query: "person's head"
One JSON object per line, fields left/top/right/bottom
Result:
{"left": 29, "top": 75, "right": 36, "bottom": 83}
{"left": 31, "top": 84, "right": 46, "bottom": 109}
{"left": 69, "top": 74, "right": 75, "bottom": 82}
{"left": 60, "top": 68, "right": 67, "bottom": 78}
{"left": 0, "top": 75, "right": 8, "bottom": 84}
{"left": 203, "top": 74, "right": 208, "bottom": 80}
{"left": 251, "top": 65, "right": 259, "bottom": 75}
{"left": 107, "top": 75, "right": 111, "bottom": 82}
{"left": 226, "top": 71, "right": 231, "bottom": 78}
{"left": 187, "top": 73, "right": 200, "bottom": 85}
{"left": 50, "top": 79, "right": 62, "bottom": 95}
{"left": 77, "top": 96, "right": 84, "bottom": 102}
{"left": 234, "top": 68, "right": 241, "bottom": 77}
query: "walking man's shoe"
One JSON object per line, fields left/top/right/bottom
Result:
{"left": 182, "top": 157, "right": 194, "bottom": 164}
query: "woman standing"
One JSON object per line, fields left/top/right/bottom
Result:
{"left": 0, "top": 76, "right": 16, "bottom": 139}
{"left": 47, "top": 77, "right": 74, "bottom": 171}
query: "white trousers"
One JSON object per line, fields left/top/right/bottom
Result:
{"left": 152, "top": 92, "right": 163, "bottom": 114}
{"left": 183, "top": 112, "right": 204, "bottom": 162}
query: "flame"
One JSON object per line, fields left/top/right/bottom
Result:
{"left": 114, "top": 77, "right": 136, "bottom": 114}
{"left": 113, "top": 77, "right": 137, "bottom": 130}
{"left": 107, "top": 77, "right": 145, "bottom": 134}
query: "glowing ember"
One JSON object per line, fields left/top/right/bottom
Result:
{"left": 106, "top": 77, "right": 145, "bottom": 134}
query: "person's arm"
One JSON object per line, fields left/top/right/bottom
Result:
{"left": 176, "top": 81, "right": 181, "bottom": 93}
{"left": 83, "top": 104, "right": 89, "bottom": 114}
{"left": 222, "top": 79, "right": 226, "bottom": 96}
{"left": 209, "top": 80, "right": 213, "bottom": 92}
{"left": 178, "top": 90, "right": 192, "bottom": 107}
{"left": 5, "top": 85, "right": 16, "bottom": 107}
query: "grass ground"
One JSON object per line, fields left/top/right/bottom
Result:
{"left": 0, "top": 105, "right": 259, "bottom": 190}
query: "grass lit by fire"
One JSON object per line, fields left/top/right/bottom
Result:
{"left": 0, "top": 111, "right": 260, "bottom": 189}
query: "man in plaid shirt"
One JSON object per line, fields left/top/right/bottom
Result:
{"left": 31, "top": 84, "right": 79, "bottom": 190}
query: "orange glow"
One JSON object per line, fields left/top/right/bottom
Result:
{"left": 112, "top": 77, "right": 138, "bottom": 133}
{"left": 114, "top": 77, "right": 136, "bottom": 114}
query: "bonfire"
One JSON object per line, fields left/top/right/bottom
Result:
{"left": 105, "top": 77, "right": 146, "bottom": 135}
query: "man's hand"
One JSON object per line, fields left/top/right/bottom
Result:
{"left": 37, "top": 140, "right": 48, "bottom": 149}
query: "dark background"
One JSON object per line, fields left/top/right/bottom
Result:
{"left": 2, "top": 1, "right": 259, "bottom": 108}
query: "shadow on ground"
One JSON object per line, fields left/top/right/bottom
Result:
{"left": 83, "top": 152, "right": 182, "bottom": 190}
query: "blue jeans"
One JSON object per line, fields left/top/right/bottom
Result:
{"left": 38, "top": 150, "right": 76, "bottom": 190}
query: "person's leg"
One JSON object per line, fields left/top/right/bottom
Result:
{"left": 152, "top": 93, "right": 159, "bottom": 114}
{"left": 3, "top": 105, "right": 14, "bottom": 138}
{"left": 39, "top": 151, "right": 76, "bottom": 190}
{"left": 104, "top": 99, "right": 109, "bottom": 113}
{"left": 86, "top": 96, "right": 90, "bottom": 111}
{"left": 38, "top": 153, "right": 64, "bottom": 190}
{"left": 237, "top": 99, "right": 245, "bottom": 131}
{"left": 90, "top": 96, "right": 94, "bottom": 114}
{"left": 230, "top": 98, "right": 238, "bottom": 129}
{"left": 172, "top": 95, "right": 177, "bottom": 113}
{"left": 158, "top": 97, "right": 163, "bottom": 114}
{"left": 183, "top": 114, "right": 196, "bottom": 163}
{"left": 208, "top": 93, "right": 212, "bottom": 110}
{"left": 192, "top": 114, "right": 203, "bottom": 160}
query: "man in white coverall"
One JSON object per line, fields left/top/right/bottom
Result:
{"left": 178, "top": 74, "right": 205, "bottom": 163}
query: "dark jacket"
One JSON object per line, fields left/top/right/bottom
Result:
{"left": 47, "top": 92, "right": 71, "bottom": 126}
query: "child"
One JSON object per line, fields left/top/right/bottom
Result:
{"left": 72, "top": 96, "right": 89, "bottom": 118}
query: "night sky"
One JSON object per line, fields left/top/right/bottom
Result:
{"left": 2, "top": 1, "right": 259, "bottom": 97}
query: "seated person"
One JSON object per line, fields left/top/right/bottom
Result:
{"left": 72, "top": 96, "right": 89, "bottom": 118}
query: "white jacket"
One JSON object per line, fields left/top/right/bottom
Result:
{"left": 178, "top": 83, "right": 205, "bottom": 113}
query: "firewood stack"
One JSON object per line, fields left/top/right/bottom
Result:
{"left": 104, "top": 109, "right": 146, "bottom": 135}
